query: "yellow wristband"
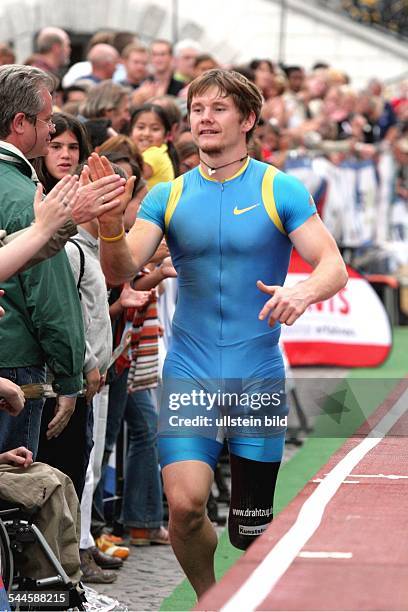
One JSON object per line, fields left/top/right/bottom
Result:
{"left": 99, "top": 227, "right": 125, "bottom": 243}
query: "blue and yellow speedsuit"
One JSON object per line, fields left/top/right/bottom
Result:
{"left": 138, "top": 158, "right": 316, "bottom": 469}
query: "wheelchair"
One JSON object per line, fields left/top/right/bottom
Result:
{"left": 0, "top": 500, "right": 86, "bottom": 610}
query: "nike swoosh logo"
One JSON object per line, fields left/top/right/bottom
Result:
{"left": 233, "top": 204, "right": 260, "bottom": 215}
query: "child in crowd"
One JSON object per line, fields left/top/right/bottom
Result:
{"left": 130, "top": 103, "right": 179, "bottom": 188}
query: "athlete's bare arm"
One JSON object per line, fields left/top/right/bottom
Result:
{"left": 288, "top": 214, "right": 348, "bottom": 302}
{"left": 86, "top": 153, "right": 164, "bottom": 285}
{"left": 258, "top": 214, "right": 348, "bottom": 327}
{"left": 99, "top": 217, "right": 163, "bottom": 286}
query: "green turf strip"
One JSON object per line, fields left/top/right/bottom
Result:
{"left": 161, "top": 327, "right": 408, "bottom": 611}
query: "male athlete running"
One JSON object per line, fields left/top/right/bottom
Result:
{"left": 97, "top": 69, "right": 347, "bottom": 598}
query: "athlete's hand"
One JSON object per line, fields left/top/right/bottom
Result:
{"left": 257, "top": 280, "right": 309, "bottom": 327}
{"left": 87, "top": 153, "right": 135, "bottom": 220}
{"left": 71, "top": 161, "right": 126, "bottom": 224}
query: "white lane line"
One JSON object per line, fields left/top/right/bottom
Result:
{"left": 350, "top": 473, "right": 408, "bottom": 479}
{"left": 313, "top": 473, "right": 408, "bottom": 484}
{"left": 298, "top": 552, "right": 353, "bottom": 559}
{"left": 315, "top": 473, "right": 408, "bottom": 480}
{"left": 312, "top": 479, "right": 360, "bottom": 484}
{"left": 220, "top": 387, "right": 408, "bottom": 612}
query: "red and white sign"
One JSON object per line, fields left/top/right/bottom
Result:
{"left": 281, "top": 251, "right": 392, "bottom": 367}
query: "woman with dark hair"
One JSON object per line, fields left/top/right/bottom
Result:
{"left": 35, "top": 113, "right": 96, "bottom": 506}
{"left": 33, "top": 112, "right": 91, "bottom": 191}
{"left": 248, "top": 59, "right": 276, "bottom": 100}
{"left": 130, "top": 103, "right": 179, "bottom": 187}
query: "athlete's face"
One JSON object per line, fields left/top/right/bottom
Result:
{"left": 189, "top": 87, "right": 254, "bottom": 155}
{"left": 45, "top": 130, "right": 80, "bottom": 180}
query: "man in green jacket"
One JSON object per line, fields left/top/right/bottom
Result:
{"left": 0, "top": 65, "right": 123, "bottom": 458}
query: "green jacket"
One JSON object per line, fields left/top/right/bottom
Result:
{"left": 0, "top": 145, "right": 85, "bottom": 395}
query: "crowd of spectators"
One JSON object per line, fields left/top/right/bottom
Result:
{"left": 335, "top": 0, "right": 408, "bottom": 38}
{"left": 0, "top": 23, "right": 407, "bottom": 608}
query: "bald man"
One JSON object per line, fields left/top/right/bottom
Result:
{"left": 81, "top": 44, "right": 120, "bottom": 85}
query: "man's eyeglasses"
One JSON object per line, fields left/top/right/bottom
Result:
{"left": 35, "top": 117, "right": 56, "bottom": 130}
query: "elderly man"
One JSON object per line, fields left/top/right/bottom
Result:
{"left": 30, "top": 26, "right": 71, "bottom": 77}
{"left": 0, "top": 64, "right": 126, "bottom": 458}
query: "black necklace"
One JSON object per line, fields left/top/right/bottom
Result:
{"left": 199, "top": 154, "right": 248, "bottom": 176}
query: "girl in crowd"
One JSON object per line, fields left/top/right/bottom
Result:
{"left": 33, "top": 112, "right": 95, "bottom": 499}
{"left": 130, "top": 103, "right": 179, "bottom": 189}
{"left": 33, "top": 112, "right": 91, "bottom": 191}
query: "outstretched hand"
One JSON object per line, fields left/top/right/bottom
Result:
{"left": 257, "top": 280, "right": 308, "bottom": 327}
{"left": 119, "top": 283, "right": 152, "bottom": 308}
{"left": 34, "top": 175, "right": 78, "bottom": 236}
{"left": 70, "top": 154, "right": 127, "bottom": 224}
{"left": 87, "top": 153, "right": 135, "bottom": 220}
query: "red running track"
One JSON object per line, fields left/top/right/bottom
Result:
{"left": 196, "top": 378, "right": 408, "bottom": 611}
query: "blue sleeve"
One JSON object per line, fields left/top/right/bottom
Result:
{"left": 137, "top": 181, "right": 171, "bottom": 232}
{"left": 274, "top": 172, "right": 317, "bottom": 234}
